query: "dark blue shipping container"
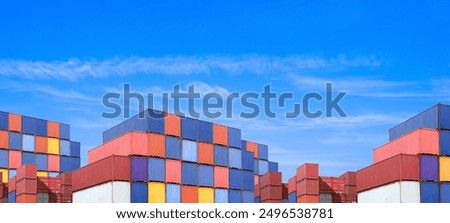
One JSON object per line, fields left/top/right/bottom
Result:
{"left": 60, "top": 140, "right": 71, "bottom": 156}
{"left": 241, "top": 140, "right": 247, "bottom": 151}
{"left": 9, "top": 132, "right": 21, "bottom": 150}
{"left": 35, "top": 119, "right": 47, "bottom": 137}
{"left": 70, "top": 141, "right": 81, "bottom": 157}
{"left": 148, "top": 157, "right": 165, "bottom": 182}
{"left": 241, "top": 151, "right": 254, "bottom": 171}
{"left": 166, "top": 136, "right": 181, "bottom": 159}
{"left": 421, "top": 182, "right": 439, "bottom": 203}
{"left": 229, "top": 189, "right": 242, "bottom": 203}
{"left": 229, "top": 169, "right": 243, "bottom": 190}
{"left": 269, "top": 162, "right": 278, "bottom": 172}
{"left": 242, "top": 191, "right": 254, "bottom": 203}
{"left": 22, "top": 152, "right": 35, "bottom": 165}
{"left": 60, "top": 123, "right": 70, "bottom": 140}
{"left": 182, "top": 162, "right": 198, "bottom": 186}
{"left": 389, "top": 104, "right": 450, "bottom": 141}
{"left": 253, "top": 159, "right": 258, "bottom": 174}
{"left": 441, "top": 131, "right": 450, "bottom": 155}
{"left": 254, "top": 197, "right": 261, "bottom": 203}
{"left": 0, "top": 111, "right": 8, "bottom": 130}
{"left": 131, "top": 156, "right": 148, "bottom": 182}
{"left": 242, "top": 170, "right": 254, "bottom": 191}
{"left": 131, "top": 182, "right": 148, "bottom": 203}
{"left": 8, "top": 191, "right": 16, "bottom": 203}
{"left": 198, "top": 121, "right": 213, "bottom": 143}
{"left": 288, "top": 192, "right": 297, "bottom": 203}
{"left": 0, "top": 149, "right": 8, "bottom": 168}
{"left": 214, "top": 145, "right": 228, "bottom": 167}
{"left": 60, "top": 156, "right": 72, "bottom": 172}
{"left": 22, "top": 116, "right": 36, "bottom": 135}
{"left": 258, "top": 144, "right": 269, "bottom": 160}
{"left": 181, "top": 117, "right": 198, "bottom": 141}
{"left": 198, "top": 165, "right": 214, "bottom": 187}
{"left": 72, "top": 157, "right": 81, "bottom": 171}
{"left": 441, "top": 183, "right": 450, "bottom": 203}
{"left": 228, "top": 128, "right": 241, "bottom": 149}
{"left": 36, "top": 154, "right": 48, "bottom": 171}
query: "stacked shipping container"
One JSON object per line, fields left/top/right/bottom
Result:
{"left": 260, "top": 172, "right": 282, "bottom": 203}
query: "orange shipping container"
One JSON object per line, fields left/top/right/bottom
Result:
{"left": 296, "top": 195, "right": 319, "bottom": 203}
{"left": 0, "top": 131, "right": 8, "bottom": 149}
{"left": 166, "top": 159, "right": 181, "bottom": 183}
{"left": 181, "top": 186, "right": 198, "bottom": 203}
{"left": 16, "top": 194, "right": 37, "bottom": 203}
{"left": 197, "top": 143, "right": 214, "bottom": 165}
{"left": 214, "top": 166, "right": 229, "bottom": 189}
{"left": 165, "top": 114, "right": 181, "bottom": 137}
{"left": 373, "top": 128, "right": 439, "bottom": 163}
{"left": 35, "top": 136, "right": 48, "bottom": 154}
{"left": 213, "top": 124, "right": 228, "bottom": 146}
{"left": 148, "top": 133, "right": 165, "bottom": 158}
{"left": 88, "top": 132, "right": 148, "bottom": 164}
{"left": 47, "top": 121, "right": 60, "bottom": 138}
{"left": 48, "top": 155, "right": 60, "bottom": 172}
{"left": 9, "top": 150, "right": 22, "bottom": 169}
{"left": 8, "top": 114, "right": 21, "bottom": 132}
{"left": 246, "top": 141, "right": 258, "bottom": 158}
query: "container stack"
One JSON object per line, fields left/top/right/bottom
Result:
{"left": 0, "top": 111, "right": 81, "bottom": 184}
{"left": 15, "top": 164, "right": 38, "bottom": 203}
{"left": 340, "top": 171, "right": 357, "bottom": 202}
{"left": 260, "top": 172, "right": 282, "bottom": 203}
{"left": 296, "top": 163, "right": 319, "bottom": 203}
{"left": 287, "top": 176, "right": 296, "bottom": 203}
{"left": 319, "top": 177, "right": 344, "bottom": 203}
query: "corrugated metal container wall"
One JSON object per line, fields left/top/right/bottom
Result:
{"left": 214, "top": 145, "right": 228, "bottom": 167}
{"left": 47, "top": 121, "right": 59, "bottom": 138}
{"left": 9, "top": 151, "right": 21, "bottom": 169}
{"left": 373, "top": 129, "right": 439, "bottom": 163}
{"left": 181, "top": 186, "right": 198, "bottom": 203}
{"left": 22, "top": 135, "right": 35, "bottom": 152}
{"left": 198, "top": 121, "right": 213, "bottom": 143}
{"left": 148, "top": 133, "right": 165, "bottom": 158}
{"left": 131, "top": 182, "right": 148, "bottom": 203}
{"left": 148, "top": 182, "right": 165, "bottom": 203}
{"left": 288, "top": 177, "right": 296, "bottom": 193}
{"left": 242, "top": 191, "right": 253, "bottom": 203}
{"left": 166, "top": 136, "right": 181, "bottom": 160}
{"left": 229, "top": 189, "right": 242, "bottom": 203}
{"left": 421, "top": 182, "right": 439, "bottom": 203}
{"left": 9, "top": 113, "right": 21, "bottom": 133}
{"left": 166, "top": 159, "right": 181, "bottom": 184}
{"left": 0, "top": 131, "right": 8, "bottom": 149}
{"left": 197, "top": 143, "right": 214, "bottom": 165}
{"left": 70, "top": 141, "right": 81, "bottom": 157}
{"left": 229, "top": 169, "right": 242, "bottom": 190}
{"left": 73, "top": 182, "right": 131, "bottom": 203}
{"left": 0, "top": 169, "right": 8, "bottom": 183}
{"left": 60, "top": 140, "right": 71, "bottom": 156}
{"left": 319, "top": 194, "right": 332, "bottom": 203}
{"left": 35, "top": 154, "right": 48, "bottom": 171}
{"left": 148, "top": 157, "right": 165, "bottom": 182}
{"left": 59, "top": 156, "right": 72, "bottom": 172}
{"left": 37, "top": 193, "right": 49, "bottom": 203}
{"left": 260, "top": 172, "right": 282, "bottom": 187}
{"left": 214, "top": 189, "right": 228, "bottom": 203}
{"left": 131, "top": 156, "right": 148, "bottom": 182}
{"left": 181, "top": 118, "right": 198, "bottom": 141}
{"left": 241, "top": 151, "right": 254, "bottom": 171}
{"left": 269, "top": 162, "right": 278, "bottom": 172}
{"left": 441, "top": 183, "right": 450, "bottom": 203}
{"left": 440, "top": 156, "right": 450, "bottom": 182}
{"left": 35, "top": 119, "right": 47, "bottom": 137}
{"left": 0, "top": 112, "right": 8, "bottom": 130}
{"left": 340, "top": 172, "right": 357, "bottom": 186}
{"left": 420, "top": 155, "right": 438, "bottom": 181}
{"left": 254, "top": 197, "right": 261, "bottom": 203}
{"left": 213, "top": 124, "right": 228, "bottom": 146}
{"left": 296, "top": 179, "right": 319, "bottom": 195}
{"left": 228, "top": 148, "right": 242, "bottom": 169}
{"left": 165, "top": 113, "right": 181, "bottom": 137}
{"left": 296, "top": 195, "right": 319, "bottom": 203}
{"left": 198, "top": 165, "right": 213, "bottom": 187}
{"left": 48, "top": 155, "right": 60, "bottom": 172}
{"left": 35, "top": 136, "right": 47, "bottom": 154}
{"left": 246, "top": 141, "right": 258, "bottom": 158}
{"left": 47, "top": 138, "right": 59, "bottom": 155}
{"left": 182, "top": 140, "right": 198, "bottom": 162}
{"left": 261, "top": 186, "right": 282, "bottom": 200}
{"left": 22, "top": 152, "right": 35, "bottom": 165}
{"left": 241, "top": 140, "right": 247, "bottom": 150}
{"left": 357, "top": 181, "right": 421, "bottom": 203}
{"left": 242, "top": 170, "right": 254, "bottom": 191}
{"left": 288, "top": 192, "right": 296, "bottom": 203}
{"left": 258, "top": 144, "right": 268, "bottom": 160}
{"left": 22, "top": 116, "right": 36, "bottom": 135}
{"left": 8, "top": 191, "right": 16, "bottom": 203}
{"left": 198, "top": 187, "right": 214, "bottom": 203}
{"left": 214, "top": 166, "right": 229, "bottom": 189}
{"left": 228, "top": 127, "right": 241, "bottom": 149}
{"left": 182, "top": 162, "right": 198, "bottom": 186}
{"left": 166, "top": 184, "right": 181, "bottom": 203}
{"left": 258, "top": 160, "right": 269, "bottom": 176}
{"left": 296, "top": 163, "right": 319, "bottom": 180}
{"left": 59, "top": 123, "right": 70, "bottom": 140}
{"left": 0, "top": 150, "right": 7, "bottom": 168}
{"left": 9, "top": 132, "right": 21, "bottom": 150}
{"left": 146, "top": 110, "right": 165, "bottom": 134}
{"left": 441, "top": 131, "right": 450, "bottom": 155}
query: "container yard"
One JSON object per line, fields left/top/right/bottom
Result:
{"left": 1, "top": 104, "right": 450, "bottom": 203}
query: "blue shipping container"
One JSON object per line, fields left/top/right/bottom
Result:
{"left": 269, "top": 162, "right": 279, "bottom": 172}
{"left": 440, "top": 131, "right": 450, "bottom": 155}
{"left": 241, "top": 140, "right": 247, "bottom": 151}
{"left": 241, "top": 151, "right": 254, "bottom": 171}
{"left": 60, "top": 123, "right": 70, "bottom": 140}
{"left": 198, "top": 121, "right": 213, "bottom": 143}
{"left": 0, "top": 111, "right": 8, "bottom": 130}
{"left": 215, "top": 189, "right": 228, "bottom": 203}
{"left": 214, "top": 145, "right": 228, "bottom": 167}
{"left": 288, "top": 192, "right": 297, "bottom": 203}
{"left": 229, "top": 190, "right": 242, "bottom": 203}
{"left": 49, "top": 172, "right": 59, "bottom": 177}
{"left": 148, "top": 157, "right": 165, "bottom": 182}
{"left": 181, "top": 117, "right": 198, "bottom": 141}
{"left": 70, "top": 141, "right": 81, "bottom": 157}
{"left": 145, "top": 110, "right": 165, "bottom": 134}
{"left": 166, "top": 136, "right": 181, "bottom": 159}
{"left": 22, "top": 135, "right": 35, "bottom": 152}
{"left": 258, "top": 144, "right": 269, "bottom": 160}
{"left": 35, "top": 119, "right": 47, "bottom": 137}
{"left": 22, "top": 152, "right": 35, "bottom": 165}
{"left": 242, "top": 191, "right": 254, "bottom": 203}
{"left": 254, "top": 197, "right": 261, "bottom": 203}
{"left": 229, "top": 169, "right": 243, "bottom": 190}
{"left": 72, "top": 157, "right": 81, "bottom": 171}
{"left": 198, "top": 165, "right": 214, "bottom": 187}
{"left": 9, "top": 132, "right": 21, "bottom": 150}
{"left": 0, "top": 149, "right": 8, "bottom": 168}
{"left": 60, "top": 140, "right": 71, "bottom": 156}
{"left": 242, "top": 170, "right": 254, "bottom": 191}
{"left": 182, "top": 162, "right": 198, "bottom": 186}
{"left": 131, "top": 156, "right": 148, "bottom": 182}
{"left": 421, "top": 182, "right": 439, "bottom": 203}
{"left": 182, "top": 140, "right": 198, "bottom": 162}
{"left": 131, "top": 182, "right": 148, "bottom": 203}
{"left": 60, "top": 156, "right": 72, "bottom": 172}
{"left": 228, "top": 128, "right": 241, "bottom": 149}
{"left": 8, "top": 191, "right": 16, "bottom": 203}
{"left": 258, "top": 160, "right": 269, "bottom": 176}
{"left": 229, "top": 148, "right": 242, "bottom": 169}
{"left": 9, "top": 169, "right": 17, "bottom": 178}
{"left": 36, "top": 154, "right": 48, "bottom": 171}
{"left": 22, "top": 116, "right": 36, "bottom": 135}
{"left": 166, "top": 184, "right": 181, "bottom": 203}
{"left": 254, "top": 159, "right": 258, "bottom": 174}
{"left": 441, "top": 183, "right": 450, "bottom": 203}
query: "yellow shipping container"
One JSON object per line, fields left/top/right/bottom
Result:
{"left": 0, "top": 168, "right": 9, "bottom": 183}
{"left": 440, "top": 157, "right": 450, "bottom": 181}
{"left": 148, "top": 182, "right": 165, "bottom": 203}
{"left": 48, "top": 138, "right": 60, "bottom": 155}
{"left": 198, "top": 187, "right": 214, "bottom": 203}
{"left": 37, "top": 171, "right": 49, "bottom": 177}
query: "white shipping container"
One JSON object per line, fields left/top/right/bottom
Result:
{"left": 319, "top": 194, "right": 332, "bottom": 203}
{"left": 73, "top": 181, "right": 130, "bottom": 203}
{"left": 358, "top": 181, "right": 420, "bottom": 203}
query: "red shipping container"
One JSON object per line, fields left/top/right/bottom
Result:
{"left": 48, "top": 155, "right": 60, "bottom": 172}
{"left": 297, "top": 163, "right": 319, "bottom": 180}
{"left": 165, "top": 113, "right": 181, "bottom": 137}
{"left": 214, "top": 166, "right": 229, "bottom": 188}
{"left": 261, "top": 186, "right": 282, "bottom": 201}
{"left": 148, "top": 133, "right": 165, "bottom": 158}
{"left": 8, "top": 150, "right": 22, "bottom": 169}
{"left": 61, "top": 185, "right": 72, "bottom": 195}
{"left": 8, "top": 113, "right": 21, "bottom": 132}
{"left": 37, "top": 177, "right": 61, "bottom": 193}
{"left": 319, "top": 177, "right": 344, "bottom": 194}
{"left": 88, "top": 132, "right": 148, "bottom": 163}
{"left": 373, "top": 129, "right": 439, "bottom": 163}
{"left": 345, "top": 185, "right": 357, "bottom": 195}
{"left": 58, "top": 172, "right": 72, "bottom": 186}
{"left": 35, "top": 136, "right": 48, "bottom": 154}
{"left": 340, "top": 171, "right": 356, "bottom": 186}
{"left": 16, "top": 194, "right": 37, "bottom": 203}
{"left": 47, "top": 121, "right": 60, "bottom": 138}
{"left": 296, "top": 179, "right": 319, "bottom": 196}
{"left": 297, "top": 195, "right": 319, "bottom": 203}
{"left": 254, "top": 183, "right": 261, "bottom": 197}
{"left": 17, "top": 164, "right": 37, "bottom": 180}
{"left": 254, "top": 175, "right": 259, "bottom": 185}
{"left": 0, "top": 130, "right": 8, "bottom": 149}
{"left": 345, "top": 195, "right": 357, "bottom": 203}
{"left": 262, "top": 199, "right": 282, "bottom": 203}
{"left": 197, "top": 143, "right": 214, "bottom": 165}
{"left": 8, "top": 176, "right": 16, "bottom": 193}
{"left": 181, "top": 186, "right": 198, "bottom": 203}
{"left": 72, "top": 155, "right": 131, "bottom": 192}
{"left": 260, "top": 172, "right": 282, "bottom": 187}
{"left": 16, "top": 178, "right": 37, "bottom": 195}
{"left": 282, "top": 183, "right": 288, "bottom": 199}
{"left": 288, "top": 176, "right": 296, "bottom": 193}
{"left": 166, "top": 159, "right": 181, "bottom": 184}
{"left": 356, "top": 154, "right": 419, "bottom": 192}
{"left": 332, "top": 194, "right": 346, "bottom": 203}
{"left": 246, "top": 141, "right": 258, "bottom": 158}
{"left": 213, "top": 124, "right": 228, "bottom": 146}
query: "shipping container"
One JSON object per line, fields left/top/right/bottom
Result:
{"left": 0, "top": 112, "right": 8, "bottom": 130}
{"left": 37, "top": 171, "right": 48, "bottom": 177}
{"left": 296, "top": 179, "right": 319, "bottom": 196}
{"left": 356, "top": 154, "right": 419, "bottom": 192}
{"left": 440, "top": 156, "right": 450, "bottom": 182}
{"left": 261, "top": 186, "right": 282, "bottom": 200}
{"left": 181, "top": 186, "right": 198, "bottom": 203}
{"left": 198, "top": 187, "right": 214, "bottom": 203}
{"left": 258, "top": 144, "right": 268, "bottom": 161}
{"left": 16, "top": 178, "right": 37, "bottom": 195}
{"left": 242, "top": 170, "right": 254, "bottom": 191}
{"left": 166, "top": 184, "right": 181, "bottom": 203}
{"left": 35, "top": 136, "right": 47, "bottom": 154}
{"left": 213, "top": 124, "right": 228, "bottom": 146}
{"left": 8, "top": 176, "right": 16, "bottom": 192}
{"left": 214, "top": 189, "right": 228, "bottom": 203}
{"left": 357, "top": 181, "right": 420, "bottom": 203}
{"left": 228, "top": 127, "right": 241, "bottom": 149}
{"left": 148, "top": 133, "right": 165, "bottom": 158}
{"left": 131, "top": 156, "right": 148, "bottom": 182}
{"left": 214, "top": 166, "right": 229, "bottom": 189}
{"left": 131, "top": 182, "right": 148, "bottom": 203}
{"left": 296, "top": 195, "right": 319, "bottom": 203}
{"left": 319, "top": 194, "right": 332, "bottom": 203}
{"left": 246, "top": 141, "right": 258, "bottom": 158}
{"left": 60, "top": 140, "right": 71, "bottom": 156}
{"left": 229, "top": 169, "right": 243, "bottom": 190}
{"left": 70, "top": 141, "right": 81, "bottom": 157}
{"left": 22, "top": 152, "right": 35, "bottom": 165}
{"left": 182, "top": 140, "right": 198, "bottom": 162}
{"left": 73, "top": 181, "right": 130, "bottom": 203}
{"left": 48, "top": 172, "right": 59, "bottom": 177}
{"left": 268, "top": 162, "right": 278, "bottom": 172}
{"left": 241, "top": 140, "right": 247, "bottom": 151}
{"left": 166, "top": 159, "right": 181, "bottom": 184}
{"left": 0, "top": 131, "right": 8, "bottom": 149}
{"left": 260, "top": 172, "right": 282, "bottom": 187}
{"left": 89, "top": 132, "right": 148, "bottom": 163}
{"left": 8, "top": 191, "right": 16, "bottom": 203}
{"left": 254, "top": 197, "right": 261, "bottom": 203}
{"left": 228, "top": 148, "right": 242, "bottom": 169}
{"left": 421, "top": 182, "right": 439, "bottom": 203}
{"left": 9, "top": 169, "right": 16, "bottom": 178}
{"left": 47, "top": 121, "right": 59, "bottom": 138}
{"left": 441, "top": 131, "right": 450, "bottom": 155}
{"left": 198, "top": 121, "right": 213, "bottom": 143}
{"left": 441, "top": 183, "right": 450, "bottom": 203}
{"left": 60, "top": 156, "right": 72, "bottom": 172}
{"left": 9, "top": 132, "right": 21, "bottom": 150}
{"left": 166, "top": 136, "right": 181, "bottom": 160}
{"left": 241, "top": 151, "right": 254, "bottom": 171}
{"left": 22, "top": 116, "right": 36, "bottom": 135}
{"left": 37, "top": 193, "right": 49, "bottom": 203}
{"left": 319, "top": 177, "right": 344, "bottom": 194}
{"left": 229, "top": 189, "right": 242, "bottom": 203}
{"left": 419, "top": 155, "right": 438, "bottom": 181}
{"left": 296, "top": 163, "right": 319, "bottom": 180}
{"left": 181, "top": 117, "right": 198, "bottom": 141}
{"left": 9, "top": 114, "right": 21, "bottom": 132}
{"left": 59, "top": 123, "right": 70, "bottom": 140}
{"left": 198, "top": 165, "right": 213, "bottom": 187}
{"left": 47, "top": 138, "right": 59, "bottom": 155}
{"left": 35, "top": 119, "right": 47, "bottom": 137}
{"left": 16, "top": 194, "right": 37, "bottom": 203}
{"left": 288, "top": 177, "right": 296, "bottom": 194}
{"left": 288, "top": 192, "right": 296, "bottom": 203}
{"left": 48, "top": 155, "right": 60, "bottom": 172}
{"left": 0, "top": 149, "right": 7, "bottom": 168}
{"left": 148, "top": 157, "right": 165, "bottom": 182}
{"left": 198, "top": 142, "right": 214, "bottom": 165}
{"left": 254, "top": 183, "right": 261, "bottom": 197}
{"left": 22, "top": 135, "right": 35, "bottom": 152}
{"left": 35, "top": 154, "right": 48, "bottom": 171}
{"left": 148, "top": 182, "right": 165, "bottom": 203}
{"left": 257, "top": 160, "right": 269, "bottom": 176}
{"left": 214, "top": 145, "right": 228, "bottom": 167}
{"left": 340, "top": 172, "right": 357, "bottom": 186}
{"left": 165, "top": 113, "right": 181, "bottom": 137}
{"left": 182, "top": 162, "right": 198, "bottom": 186}
{"left": 242, "top": 190, "right": 254, "bottom": 203}
{"left": 0, "top": 169, "right": 8, "bottom": 183}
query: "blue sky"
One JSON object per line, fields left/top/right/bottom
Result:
{"left": 1, "top": 1, "right": 450, "bottom": 181}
